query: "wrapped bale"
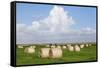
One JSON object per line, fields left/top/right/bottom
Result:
{"left": 80, "top": 44, "right": 84, "bottom": 48}
{"left": 17, "top": 45, "right": 23, "bottom": 48}
{"left": 49, "top": 48, "right": 62, "bottom": 58}
{"left": 24, "top": 47, "right": 35, "bottom": 54}
{"left": 67, "top": 44, "right": 71, "bottom": 47}
{"left": 89, "top": 44, "right": 92, "bottom": 46}
{"left": 46, "top": 44, "right": 50, "bottom": 47}
{"left": 30, "top": 46, "right": 36, "bottom": 48}
{"left": 68, "top": 46, "right": 74, "bottom": 51}
{"left": 62, "top": 45, "right": 67, "bottom": 49}
{"left": 57, "top": 45, "right": 61, "bottom": 48}
{"left": 86, "top": 44, "right": 89, "bottom": 47}
{"left": 51, "top": 45, "right": 55, "bottom": 48}
{"left": 39, "top": 48, "right": 50, "bottom": 58}
{"left": 74, "top": 45, "right": 80, "bottom": 52}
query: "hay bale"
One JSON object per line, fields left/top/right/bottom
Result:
{"left": 80, "top": 44, "right": 84, "bottom": 48}
{"left": 49, "top": 48, "right": 62, "bottom": 58}
{"left": 17, "top": 45, "right": 23, "bottom": 48}
{"left": 86, "top": 44, "right": 89, "bottom": 47}
{"left": 57, "top": 45, "right": 61, "bottom": 48}
{"left": 51, "top": 45, "right": 55, "bottom": 48}
{"left": 67, "top": 44, "right": 71, "bottom": 47}
{"left": 46, "top": 44, "right": 50, "bottom": 47}
{"left": 89, "top": 44, "right": 92, "bottom": 46}
{"left": 24, "top": 47, "right": 35, "bottom": 54}
{"left": 74, "top": 45, "right": 80, "bottom": 52}
{"left": 62, "top": 45, "right": 67, "bottom": 49}
{"left": 39, "top": 48, "right": 50, "bottom": 58}
{"left": 68, "top": 46, "right": 74, "bottom": 51}
{"left": 30, "top": 46, "right": 36, "bottom": 48}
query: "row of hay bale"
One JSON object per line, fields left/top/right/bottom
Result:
{"left": 17, "top": 44, "right": 92, "bottom": 49}
{"left": 45, "top": 44, "right": 92, "bottom": 52}
{"left": 17, "top": 44, "right": 92, "bottom": 50}
{"left": 17, "top": 45, "right": 62, "bottom": 58}
{"left": 17, "top": 44, "right": 92, "bottom": 58}
{"left": 52, "top": 44, "right": 91, "bottom": 53}
{"left": 46, "top": 44, "right": 91, "bottom": 48}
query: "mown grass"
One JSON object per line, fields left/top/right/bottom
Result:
{"left": 16, "top": 44, "right": 97, "bottom": 65}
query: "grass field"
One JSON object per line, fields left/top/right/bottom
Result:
{"left": 16, "top": 44, "right": 97, "bottom": 65}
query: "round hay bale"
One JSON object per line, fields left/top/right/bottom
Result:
{"left": 39, "top": 48, "right": 50, "bottom": 58}
{"left": 57, "top": 45, "right": 61, "bottom": 48}
{"left": 30, "top": 46, "right": 36, "bottom": 48}
{"left": 86, "top": 44, "right": 89, "bottom": 47}
{"left": 46, "top": 44, "right": 50, "bottom": 47}
{"left": 80, "top": 44, "right": 84, "bottom": 48}
{"left": 51, "top": 45, "right": 55, "bottom": 48}
{"left": 24, "top": 47, "right": 35, "bottom": 54}
{"left": 89, "top": 44, "right": 92, "bottom": 46}
{"left": 17, "top": 45, "right": 23, "bottom": 48}
{"left": 68, "top": 46, "right": 74, "bottom": 51}
{"left": 67, "top": 44, "right": 71, "bottom": 47}
{"left": 49, "top": 48, "right": 62, "bottom": 58}
{"left": 74, "top": 45, "right": 80, "bottom": 52}
{"left": 62, "top": 45, "right": 67, "bottom": 49}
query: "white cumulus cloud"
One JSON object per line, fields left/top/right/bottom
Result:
{"left": 29, "top": 5, "right": 74, "bottom": 34}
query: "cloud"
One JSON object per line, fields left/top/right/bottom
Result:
{"left": 17, "top": 5, "right": 96, "bottom": 44}
{"left": 30, "top": 6, "right": 74, "bottom": 34}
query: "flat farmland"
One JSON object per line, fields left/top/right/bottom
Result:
{"left": 16, "top": 43, "right": 97, "bottom": 65}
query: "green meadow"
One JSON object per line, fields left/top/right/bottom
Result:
{"left": 16, "top": 43, "right": 97, "bottom": 65}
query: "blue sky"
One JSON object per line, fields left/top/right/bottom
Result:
{"left": 16, "top": 3, "right": 96, "bottom": 44}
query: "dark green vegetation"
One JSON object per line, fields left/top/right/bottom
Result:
{"left": 16, "top": 44, "right": 96, "bottom": 65}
